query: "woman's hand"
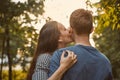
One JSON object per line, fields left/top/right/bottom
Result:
{"left": 48, "top": 50, "right": 77, "bottom": 80}
{"left": 60, "top": 50, "right": 77, "bottom": 71}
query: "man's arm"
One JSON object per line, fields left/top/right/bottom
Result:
{"left": 105, "top": 72, "right": 113, "bottom": 80}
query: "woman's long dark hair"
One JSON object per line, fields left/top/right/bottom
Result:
{"left": 26, "top": 21, "right": 60, "bottom": 80}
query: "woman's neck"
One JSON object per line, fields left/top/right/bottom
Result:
{"left": 58, "top": 42, "right": 67, "bottom": 49}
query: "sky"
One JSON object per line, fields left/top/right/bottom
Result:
{"left": 29, "top": 0, "right": 99, "bottom": 32}
{"left": 44, "top": 0, "right": 87, "bottom": 27}
{"left": 44, "top": 0, "right": 92, "bottom": 27}
{"left": 13, "top": 0, "right": 100, "bottom": 29}
{"left": 43, "top": 0, "right": 100, "bottom": 27}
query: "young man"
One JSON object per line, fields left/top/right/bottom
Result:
{"left": 49, "top": 9, "right": 113, "bottom": 80}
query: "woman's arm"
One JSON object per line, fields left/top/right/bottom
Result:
{"left": 48, "top": 50, "right": 77, "bottom": 80}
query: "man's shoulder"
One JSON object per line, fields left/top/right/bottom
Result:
{"left": 99, "top": 53, "right": 111, "bottom": 64}
{"left": 57, "top": 45, "right": 77, "bottom": 51}
{"left": 55, "top": 45, "right": 77, "bottom": 54}
{"left": 52, "top": 45, "right": 77, "bottom": 57}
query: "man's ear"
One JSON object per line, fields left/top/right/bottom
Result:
{"left": 69, "top": 27, "right": 75, "bottom": 42}
{"left": 90, "top": 27, "right": 94, "bottom": 33}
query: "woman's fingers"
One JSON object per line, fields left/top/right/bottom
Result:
{"left": 66, "top": 50, "right": 72, "bottom": 58}
{"left": 60, "top": 50, "right": 77, "bottom": 69}
{"left": 61, "top": 51, "right": 65, "bottom": 58}
{"left": 67, "top": 51, "right": 76, "bottom": 59}
{"left": 73, "top": 53, "right": 77, "bottom": 60}
{"left": 65, "top": 50, "right": 77, "bottom": 63}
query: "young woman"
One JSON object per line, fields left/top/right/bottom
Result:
{"left": 26, "top": 21, "right": 77, "bottom": 80}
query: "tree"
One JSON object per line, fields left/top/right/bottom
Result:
{"left": 93, "top": 27, "right": 120, "bottom": 79}
{"left": 87, "top": 0, "right": 120, "bottom": 79}
{"left": 0, "top": 0, "right": 45, "bottom": 80}
{"left": 93, "top": 0, "right": 120, "bottom": 31}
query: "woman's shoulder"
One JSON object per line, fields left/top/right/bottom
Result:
{"left": 38, "top": 53, "right": 51, "bottom": 59}
{"left": 39, "top": 53, "right": 51, "bottom": 57}
{"left": 33, "top": 53, "right": 51, "bottom": 78}
{"left": 35, "top": 53, "right": 52, "bottom": 70}
{"left": 37, "top": 53, "right": 52, "bottom": 64}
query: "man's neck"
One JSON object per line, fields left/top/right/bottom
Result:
{"left": 74, "top": 34, "right": 91, "bottom": 46}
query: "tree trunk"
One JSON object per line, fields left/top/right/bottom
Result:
{"left": 0, "top": 35, "right": 5, "bottom": 80}
{"left": 5, "top": 25, "right": 12, "bottom": 80}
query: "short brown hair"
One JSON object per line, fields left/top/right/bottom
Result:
{"left": 70, "top": 9, "right": 93, "bottom": 35}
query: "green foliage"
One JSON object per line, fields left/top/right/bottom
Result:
{"left": 93, "top": 0, "right": 120, "bottom": 33}
{"left": 88, "top": 0, "right": 120, "bottom": 79}
{"left": 93, "top": 27, "right": 120, "bottom": 79}
{"left": 2, "top": 70, "right": 27, "bottom": 80}
{"left": 0, "top": 0, "right": 45, "bottom": 80}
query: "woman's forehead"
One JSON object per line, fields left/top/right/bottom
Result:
{"left": 57, "top": 23, "right": 65, "bottom": 29}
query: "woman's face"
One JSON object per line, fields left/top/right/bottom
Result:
{"left": 57, "top": 23, "right": 73, "bottom": 44}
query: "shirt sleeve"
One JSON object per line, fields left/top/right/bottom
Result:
{"left": 104, "top": 72, "right": 113, "bottom": 80}
{"left": 32, "top": 70, "right": 48, "bottom": 80}
{"left": 32, "top": 54, "right": 51, "bottom": 80}
{"left": 48, "top": 50, "right": 61, "bottom": 77}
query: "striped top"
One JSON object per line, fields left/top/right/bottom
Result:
{"left": 32, "top": 53, "right": 51, "bottom": 80}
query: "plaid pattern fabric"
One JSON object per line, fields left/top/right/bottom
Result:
{"left": 32, "top": 53, "right": 51, "bottom": 80}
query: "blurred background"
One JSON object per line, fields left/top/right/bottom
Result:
{"left": 0, "top": 0, "right": 120, "bottom": 80}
